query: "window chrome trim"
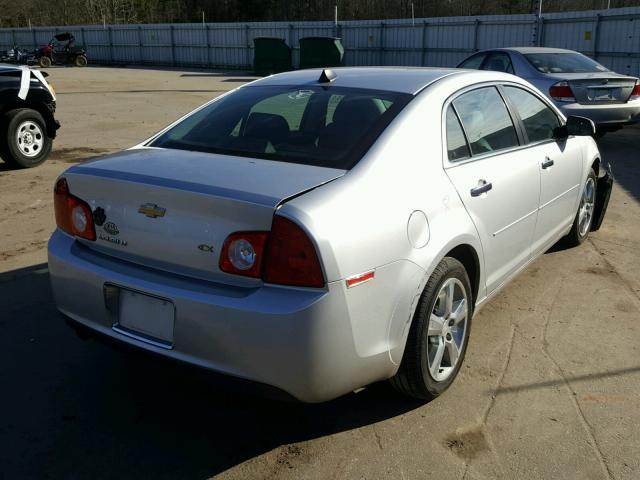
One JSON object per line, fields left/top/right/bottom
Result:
{"left": 442, "top": 80, "right": 567, "bottom": 170}
{"left": 500, "top": 83, "right": 564, "bottom": 144}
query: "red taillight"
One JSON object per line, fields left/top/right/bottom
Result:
{"left": 549, "top": 81, "right": 575, "bottom": 102}
{"left": 631, "top": 81, "right": 640, "bottom": 100}
{"left": 219, "top": 216, "right": 325, "bottom": 288}
{"left": 53, "top": 178, "right": 96, "bottom": 241}
{"left": 263, "top": 216, "right": 324, "bottom": 288}
{"left": 219, "top": 231, "right": 268, "bottom": 278}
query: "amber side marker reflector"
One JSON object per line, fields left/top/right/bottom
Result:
{"left": 346, "top": 270, "right": 375, "bottom": 289}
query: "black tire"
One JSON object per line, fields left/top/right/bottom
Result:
{"left": 38, "top": 55, "right": 52, "bottom": 68}
{"left": 563, "top": 168, "right": 597, "bottom": 247}
{"left": 390, "top": 257, "right": 473, "bottom": 400}
{"left": 0, "top": 109, "right": 52, "bottom": 169}
{"left": 74, "top": 55, "right": 87, "bottom": 67}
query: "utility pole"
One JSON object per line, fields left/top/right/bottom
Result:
{"left": 531, "top": 0, "right": 543, "bottom": 46}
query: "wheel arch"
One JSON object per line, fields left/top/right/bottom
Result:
{"left": 443, "top": 243, "right": 481, "bottom": 307}
{"left": 387, "top": 237, "right": 484, "bottom": 367}
{"left": 591, "top": 156, "right": 600, "bottom": 177}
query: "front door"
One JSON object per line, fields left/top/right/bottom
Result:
{"left": 501, "top": 85, "right": 584, "bottom": 255}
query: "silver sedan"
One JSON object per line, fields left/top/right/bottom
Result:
{"left": 458, "top": 47, "right": 640, "bottom": 135}
{"left": 48, "top": 67, "right": 612, "bottom": 402}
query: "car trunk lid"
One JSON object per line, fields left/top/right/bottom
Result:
{"left": 548, "top": 72, "right": 638, "bottom": 104}
{"left": 64, "top": 148, "right": 345, "bottom": 285}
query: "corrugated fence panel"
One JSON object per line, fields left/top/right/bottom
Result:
{"left": 340, "top": 23, "right": 382, "bottom": 66}
{"left": 173, "top": 25, "right": 208, "bottom": 66}
{"left": 424, "top": 21, "right": 475, "bottom": 67}
{"left": 111, "top": 27, "right": 142, "bottom": 64}
{"left": 94, "top": 28, "right": 113, "bottom": 63}
{"left": 543, "top": 17, "right": 598, "bottom": 52}
{"left": 139, "top": 26, "right": 172, "bottom": 65}
{"left": 208, "top": 24, "right": 247, "bottom": 68}
{"left": 0, "top": 7, "right": 638, "bottom": 74}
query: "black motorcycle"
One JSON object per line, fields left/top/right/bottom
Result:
{"left": 0, "top": 45, "right": 36, "bottom": 65}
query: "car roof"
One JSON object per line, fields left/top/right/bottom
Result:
{"left": 488, "top": 47, "right": 578, "bottom": 55}
{"left": 0, "top": 64, "right": 22, "bottom": 73}
{"left": 249, "top": 67, "right": 466, "bottom": 95}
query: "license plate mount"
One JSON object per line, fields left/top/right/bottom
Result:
{"left": 588, "top": 88, "right": 616, "bottom": 101}
{"left": 108, "top": 286, "right": 175, "bottom": 349}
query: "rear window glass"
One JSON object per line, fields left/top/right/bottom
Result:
{"left": 150, "top": 85, "right": 411, "bottom": 170}
{"left": 525, "top": 53, "right": 609, "bottom": 74}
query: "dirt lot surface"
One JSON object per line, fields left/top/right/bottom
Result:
{"left": 1, "top": 67, "right": 639, "bottom": 480}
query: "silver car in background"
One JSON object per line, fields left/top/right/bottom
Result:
{"left": 458, "top": 47, "right": 640, "bottom": 135}
{"left": 48, "top": 67, "right": 612, "bottom": 402}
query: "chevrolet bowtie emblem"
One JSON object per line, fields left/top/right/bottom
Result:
{"left": 138, "top": 203, "right": 166, "bottom": 218}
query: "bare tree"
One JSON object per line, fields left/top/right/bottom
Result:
{"left": 1, "top": 0, "right": 638, "bottom": 27}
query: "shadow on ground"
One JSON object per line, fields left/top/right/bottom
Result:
{"left": 0, "top": 264, "right": 422, "bottom": 479}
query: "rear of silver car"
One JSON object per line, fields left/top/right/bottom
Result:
{"left": 520, "top": 50, "right": 640, "bottom": 130}
{"left": 47, "top": 81, "right": 413, "bottom": 402}
{"left": 547, "top": 73, "right": 640, "bottom": 127}
{"left": 458, "top": 48, "right": 640, "bottom": 131}
{"left": 47, "top": 151, "right": 363, "bottom": 402}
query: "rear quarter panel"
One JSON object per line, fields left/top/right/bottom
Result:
{"left": 280, "top": 75, "right": 485, "bottom": 366}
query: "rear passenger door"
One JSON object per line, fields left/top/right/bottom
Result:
{"left": 501, "top": 85, "right": 584, "bottom": 255}
{"left": 444, "top": 86, "right": 541, "bottom": 294}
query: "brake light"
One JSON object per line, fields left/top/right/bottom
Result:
{"left": 631, "top": 80, "right": 640, "bottom": 100}
{"left": 219, "top": 231, "right": 268, "bottom": 278}
{"left": 53, "top": 178, "right": 96, "bottom": 241}
{"left": 549, "top": 81, "right": 575, "bottom": 102}
{"left": 219, "top": 216, "right": 325, "bottom": 287}
{"left": 263, "top": 216, "right": 324, "bottom": 288}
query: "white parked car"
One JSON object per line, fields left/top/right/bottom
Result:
{"left": 48, "top": 68, "right": 612, "bottom": 402}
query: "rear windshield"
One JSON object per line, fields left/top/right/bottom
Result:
{"left": 150, "top": 85, "right": 412, "bottom": 170}
{"left": 524, "top": 53, "right": 609, "bottom": 74}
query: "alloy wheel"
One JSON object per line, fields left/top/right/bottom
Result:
{"left": 427, "top": 277, "right": 468, "bottom": 382}
{"left": 578, "top": 177, "right": 596, "bottom": 237}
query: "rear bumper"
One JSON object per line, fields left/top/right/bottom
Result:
{"left": 556, "top": 100, "right": 640, "bottom": 126}
{"left": 47, "top": 230, "right": 394, "bottom": 402}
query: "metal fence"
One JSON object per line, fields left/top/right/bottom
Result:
{"left": 1, "top": 6, "right": 639, "bottom": 75}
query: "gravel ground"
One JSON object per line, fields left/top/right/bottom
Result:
{"left": 0, "top": 67, "right": 639, "bottom": 480}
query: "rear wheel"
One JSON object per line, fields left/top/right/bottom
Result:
{"left": 0, "top": 109, "right": 52, "bottom": 168}
{"left": 563, "top": 169, "right": 597, "bottom": 247}
{"left": 38, "top": 55, "right": 52, "bottom": 68}
{"left": 74, "top": 55, "right": 87, "bottom": 67}
{"left": 390, "top": 257, "right": 472, "bottom": 400}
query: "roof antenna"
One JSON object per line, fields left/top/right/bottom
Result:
{"left": 318, "top": 69, "right": 337, "bottom": 83}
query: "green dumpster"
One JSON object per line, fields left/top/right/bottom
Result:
{"left": 253, "top": 37, "right": 292, "bottom": 76}
{"left": 299, "top": 37, "right": 345, "bottom": 69}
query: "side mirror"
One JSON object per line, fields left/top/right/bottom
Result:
{"left": 560, "top": 115, "right": 596, "bottom": 137}
{"left": 553, "top": 116, "right": 594, "bottom": 139}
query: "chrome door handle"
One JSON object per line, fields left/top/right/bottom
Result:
{"left": 542, "top": 157, "right": 555, "bottom": 169}
{"left": 470, "top": 180, "right": 493, "bottom": 197}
